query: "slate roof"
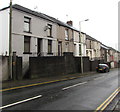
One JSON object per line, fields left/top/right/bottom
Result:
{"left": 0, "top": 4, "right": 79, "bottom": 32}
{"left": 86, "top": 34, "right": 101, "bottom": 43}
{"left": 1, "top": 4, "right": 119, "bottom": 52}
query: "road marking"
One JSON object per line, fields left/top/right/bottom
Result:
{"left": 94, "top": 76, "right": 104, "bottom": 80}
{"left": 0, "top": 79, "right": 65, "bottom": 92}
{"left": 0, "top": 73, "right": 97, "bottom": 92}
{"left": 62, "top": 82, "right": 87, "bottom": 90}
{"left": 100, "top": 90, "right": 119, "bottom": 111}
{"left": 69, "top": 77, "right": 77, "bottom": 79}
{"left": 1, "top": 75, "right": 84, "bottom": 92}
{"left": 95, "top": 87, "right": 120, "bottom": 112}
{"left": 0, "top": 95, "right": 42, "bottom": 109}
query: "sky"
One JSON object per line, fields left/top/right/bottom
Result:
{"left": 1, "top": 0, "right": 119, "bottom": 50}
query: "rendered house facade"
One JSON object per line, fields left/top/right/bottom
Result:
{"left": 0, "top": 5, "right": 59, "bottom": 58}
{"left": 0, "top": 4, "right": 83, "bottom": 63}
{"left": 86, "top": 34, "right": 101, "bottom": 60}
{"left": 0, "top": 4, "right": 59, "bottom": 75}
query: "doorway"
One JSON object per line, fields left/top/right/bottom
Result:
{"left": 58, "top": 41, "right": 62, "bottom": 56}
{"left": 37, "top": 38, "right": 42, "bottom": 56}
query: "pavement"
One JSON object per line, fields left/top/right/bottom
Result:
{"left": 2, "top": 71, "right": 97, "bottom": 89}
{"left": 112, "top": 94, "right": 120, "bottom": 111}
{"left": 113, "top": 101, "right": 120, "bottom": 111}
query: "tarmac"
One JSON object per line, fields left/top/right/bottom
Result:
{"left": 2, "top": 71, "right": 96, "bottom": 89}
{"left": 1, "top": 69, "right": 119, "bottom": 111}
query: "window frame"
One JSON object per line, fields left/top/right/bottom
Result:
{"left": 23, "top": 36, "right": 31, "bottom": 54}
{"left": 47, "top": 24, "right": 52, "bottom": 37}
{"left": 24, "top": 17, "right": 31, "bottom": 33}
{"left": 65, "top": 29, "right": 69, "bottom": 41}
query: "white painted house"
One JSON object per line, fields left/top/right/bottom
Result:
{"left": 73, "top": 31, "right": 86, "bottom": 57}
{"left": 81, "top": 32, "right": 86, "bottom": 56}
{"left": 0, "top": 4, "right": 58, "bottom": 76}
{"left": 73, "top": 30, "right": 80, "bottom": 57}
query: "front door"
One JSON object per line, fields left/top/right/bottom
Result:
{"left": 37, "top": 38, "right": 42, "bottom": 56}
{"left": 58, "top": 41, "right": 62, "bottom": 56}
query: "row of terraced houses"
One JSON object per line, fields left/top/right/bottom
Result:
{"left": 0, "top": 4, "right": 120, "bottom": 81}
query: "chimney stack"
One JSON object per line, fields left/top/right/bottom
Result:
{"left": 66, "top": 20, "right": 73, "bottom": 26}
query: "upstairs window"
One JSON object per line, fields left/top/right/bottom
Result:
{"left": 47, "top": 24, "right": 52, "bottom": 37}
{"left": 65, "top": 29, "right": 69, "bottom": 40}
{"left": 24, "top": 17, "right": 31, "bottom": 32}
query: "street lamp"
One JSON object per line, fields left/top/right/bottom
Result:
{"left": 79, "top": 19, "right": 89, "bottom": 74}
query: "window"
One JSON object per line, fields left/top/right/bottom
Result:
{"left": 47, "top": 24, "right": 52, "bottom": 37}
{"left": 24, "top": 17, "right": 31, "bottom": 32}
{"left": 86, "top": 50, "right": 88, "bottom": 56}
{"left": 48, "top": 40, "right": 52, "bottom": 54}
{"left": 65, "top": 29, "right": 69, "bottom": 40}
{"left": 24, "top": 36, "right": 30, "bottom": 53}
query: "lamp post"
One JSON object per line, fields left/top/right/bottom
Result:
{"left": 8, "top": 0, "right": 12, "bottom": 79}
{"left": 79, "top": 19, "right": 89, "bottom": 74}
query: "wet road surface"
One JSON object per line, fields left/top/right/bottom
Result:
{"left": 1, "top": 69, "right": 119, "bottom": 110}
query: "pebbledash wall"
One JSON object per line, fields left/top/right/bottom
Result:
{"left": 29, "top": 53, "right": 105, "bottom": 79}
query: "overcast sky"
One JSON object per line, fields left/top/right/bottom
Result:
{"left": 1, "top": 0, "right": 119, "bottom": 50}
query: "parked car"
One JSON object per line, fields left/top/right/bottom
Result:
{"left": 96, "top": 64, "right": 110, "bottom": 73}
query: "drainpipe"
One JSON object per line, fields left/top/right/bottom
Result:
{"left": 8, "top": 0, "right": 12, "bottom": 79}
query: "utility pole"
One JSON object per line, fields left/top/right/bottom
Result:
{"left": 8, "top": 0, "right": 12, "bottom": 79}
{"left": 79, "top": 22, "right": 83, "bottom": 74}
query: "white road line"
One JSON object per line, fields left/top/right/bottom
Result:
{"left": 0, "top": 95, "right": 42, "bottom": 109}
{"left": 94, "top": 76, "right": 105, "bottom": 80}
{"left": 62, "top": 82, "right": 87, "bottom": 90}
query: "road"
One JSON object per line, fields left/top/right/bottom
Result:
{"left": 1, "top": 69, "right": 119, "bottom": 111}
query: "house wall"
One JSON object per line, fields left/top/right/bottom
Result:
{"left": 0, "top": 9, "right": 9, "bottom": 55}
{"left": 74, "top": 42, "right": 80, "bottom": 56}
{"left": 74, "top": 31, "right": 79, "bottom": 42}
{"left": 73, "top": 31, "right": 80, "bottom": 56}
{"left": 57, "top": 25, "right": 74, "bottom": 53}
{"left": 12, "top": 9, "right": 57, "bottom": 57}
{"left": 0, "top": 8, "right": 58, "bottom": 57}
{"left": 94, "top": 41, "right": 101, "bottom": 58}
{"left": 86, "top": 37, "right": 101, "bottom": 60}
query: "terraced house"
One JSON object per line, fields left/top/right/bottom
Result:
{"left": 0, "top": 4, "right": 61, "bottom": 75}
{"left": 86, "top": 34, "right": 101, "bottom": 60}
{"left": 0, "top": 4, "right": 85, "bottom": 76}
{"left": 1, "top": 4, "right": 120, "bottom": 81}
{"left": 0, "top": 4, "right": 84, "bottom": 58}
